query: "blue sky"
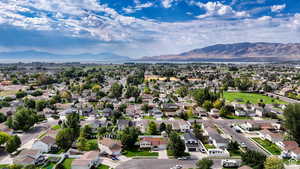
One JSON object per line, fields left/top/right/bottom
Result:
{"left": 0, "top": 0, "right": 300, "bottom": 58}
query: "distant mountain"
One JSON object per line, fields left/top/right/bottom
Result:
{"left": 141, "top": 42, "right": 300, "bottom": 62}
{"left": 0, "top": 50, "right": 131, "bottom": 61}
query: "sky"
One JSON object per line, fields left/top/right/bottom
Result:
{"left": 0, "top": 0, "right": 300, "bottom": 58}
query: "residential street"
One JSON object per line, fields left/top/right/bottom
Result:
{"left": 116, "top": 159, "right": 239, "bottom": 169}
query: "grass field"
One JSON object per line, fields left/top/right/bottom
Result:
{"left": 252, "top": 138, "right": 282, "bottom": 155}
{"left": 204, "top": 144, "right": 216, "bottom": 149}
{"left": 223, "top": 92, "right": 287, "bottom": 104}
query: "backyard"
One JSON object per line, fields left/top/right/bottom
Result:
{"left": 223, "top": 92, "right": 287, "bottom": 104}
{"left": 252, "top": 137, "right": 282, "bottom": 155}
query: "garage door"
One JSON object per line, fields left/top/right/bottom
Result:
{"left": 188, "top": 148, "right": 196, "bottom": 152}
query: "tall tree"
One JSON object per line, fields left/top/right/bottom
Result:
{"left": 8, "top": 107, "right": 37, "bottom": 131}
{"left": 168, "top": 132, "right": 185, "bottom": 157}
{"left": 56, "top": 128, "right": 74, "bottom": 149}
{"left": 120, "top": 127, "right": 140, "bottom": 149}
{"left": 283, "top": 103, "right": 300, "bottom": 143}
{"left": 109, "top": 82, "right": 123, "bottom": 99}
{"left": 148, "top": 121, "right": 157, "bottom": 135}
{"left": 241, "top": 150, "right": 266, "bottom": 169}
{"left": 264, "top": 156, "right": 284, "bottom": 169}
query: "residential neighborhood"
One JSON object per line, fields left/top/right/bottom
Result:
{"left": 0, "top": 62, "right": 299, "bottom": 169}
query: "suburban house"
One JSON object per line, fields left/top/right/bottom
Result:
{"left": 13, "top": 149, "right": 45, "bottom": 166}
{"left": 139, "top": 135, "right": 168, "bottom": 150}
{"left": 149, "top": 108, "right": 163, "bottom": 118}
{"left": 182, "top": 133, "right": 203, "bottom": 152}
{"left": 204, "top": 125, "right": 228, "bottom": 149}
{"left": 32, "top": 136, "right": 57, "bottom": 153}
{"left": 290, "top": 147, "right": 300, "bottom": 160}
{"left": 117, "top": 119, "right": 131, "bottom": 130}
{"left": 98, "top": 138, "right": 122, "bottom": 156}
{"left": 280, "top": 141, "right": 299, "bottom": 158}
{"left": 260, "top": 129, "right": 284, "bottom": 145}
{"left": 72, "top": 151, "right": 100, "bottom": 169}
{"left": 161, "top": 103, "right": 179, "bottom": 112}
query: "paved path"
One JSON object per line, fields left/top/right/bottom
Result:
{"left": 158, "top": 150, "right": 168, "bottom": 159}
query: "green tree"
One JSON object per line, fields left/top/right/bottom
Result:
{"left": 35, "top": 100, "right": 47, "bottom": 111}
{"left": 23, "top": 98, "right": 36, "bottom": 109}
{"left": 283, "top": 103, "right": 300, "bottom": 143}
{"left": 241, "top": 150, "right": 266, "bottom": 169}
{"left": 109, "top": 82, "right": 123, "bottom": 99}
{"left": 80, "top": 125, "right": 94, "bottom": 139}
{"left": 0, "top": 112, "right": 7, "bottom": 123}
{"left": 120, "top": 127, "right": 140, "bottom": 149}
{"left": 176, "top": 86, "right": 188, "bottom": 97}
{"left": 264, "top": 156, "right": 284, "bottom": 169}
{"left": 63, "top": 112, "right": 80, "bottom": 138}
{"left": 202, "top": 100, "right": 213, "bottom": 111}
{"left": 196, "top": 158, "right": 213, "bottom": 169}
{"left": 15, "top": 90, "right": 27, "bottom": 98}
{"left": 56, "top": 128, "right": 74, "bottom": 149}
{"left": 9, "top": 107, "right": 37, "bottom": 131}
{"left": 76, "top": 136, "right": 87, "bottom": 151}
{"left": 5, "top": 135, "right": 21, "bottom": 153}
{"left": 125, "top": 85, "right": 140, "bottom": 100}
{"left": 0, "top": 131, "right": 10, "bottom": 146}
{"left": 148, "top": 121, "right": 157, "bottom": 135}
{"left": 159, "top": 122, "right": 166, "bottom": 132}
{"left": 168, "top": 132, "right": 185, "bottom": 157}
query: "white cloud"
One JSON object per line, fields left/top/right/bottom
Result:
{"left": 288, "top": 13, "right": 300, "bottom": 30}
{"left": 162, "top": 0, "right": 174, "bottom": 8}
{"left": 193, "top": 1, "right": 249, "bottom": 18}
{"left": 271, "top": 4, "right": 286, "bottom": 12}
{"left": 123, "top": 2, "right": 154, "bottom": 14}
{"left": 0, "top": 0, "right": 299, "bottom": 58}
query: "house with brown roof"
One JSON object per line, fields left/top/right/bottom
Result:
{"left": 280, "top": 141, "right": 299, "bottom": 158}
{"left": 259, "top": 129, "right": 284, "bottom": 145}
{"left": 32, "top": 135, "right": 57, "bottom": 153}
{"left": 291, "top": 147, "right": 300, "bottom": 160}
{"left": 72, "top": 151, "right": 100, "bottom": 169}
{"left": 98, "top": 138, "right": 122, "bottom": 156}
{"left": 13, "top": 149, "right": 45, "bottom": 166}
{"left": 139, "top": 135, "right": 167, "bottom": 150}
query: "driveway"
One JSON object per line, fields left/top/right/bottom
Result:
{"left": 116, "top": 159, "right": 196, "bottom": 169}
{"left": 189, "top": 152, "right": 207, "bottom": 160}
{"left": 158, "top": 150, "right": 168, "bottom": 159}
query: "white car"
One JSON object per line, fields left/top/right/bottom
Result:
{"left": 170, "top": 165, "right": 183, "bottom": 169}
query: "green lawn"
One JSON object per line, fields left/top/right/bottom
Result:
{"left": 42, "top": 162, "right": 56, "bottom": 169}
{"left": 143, "top": 116, "right": 155, "bottom": 120}
{"left": 51, "top": 125, "right": 61, "bottom": 130}
{"left": 225, "top": 115, "right": 252, "bottom": 120}
{"left": 123, "top": 148, "right": 158, "bottom": 157}
{"left": 0, "top": 164, "right": 8, "bottom": 169}
{"left": 252, "top": 138, "right": 282, "bottom": 155}
{"left": 204, "top": 144, "right": 215, "bottom": 149}
{"left": 62, "top": 158, "right": 74, "bottom": 169}
{"left": 96, "top": 164, "right": 110, "bottom": 169}
{"left": 223, "top": 92, "right": 287, "bottom": 104}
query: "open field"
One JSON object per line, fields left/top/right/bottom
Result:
{"left": 223, "top": 92, "right": 287, "bottom": 104}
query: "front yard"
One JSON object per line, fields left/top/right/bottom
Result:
{"left": 62, "top": 158, "right": 74, "bottom": 169}
{"left": 224, "top": 115, "right": 252, "bottom": 120}
{"left": 96, "top": 164, "right": 110, "bottom": 169}
{"left": 252, "top": 137, "right": 282, "bottom": 155}
{"left": 123, "top": 147, "right": 158, "bottom": 157}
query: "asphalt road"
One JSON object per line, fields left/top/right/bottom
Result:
{"left": 211, "top": 120, "right": 270, "bottom": 156}
{"left": 266, "top": 92, "right": 300, "bottom": 104}
{"left": 116, "top": 159, "right": 228, "bottom": 169}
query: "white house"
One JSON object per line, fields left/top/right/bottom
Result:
{"left": 32, "top": 136, "right": 56, "bottom": 153}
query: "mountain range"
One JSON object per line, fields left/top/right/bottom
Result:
{"left": 0, "top": 50, "right": 130, "bottom": 62}
{"left": 141, "top": 42, "right": 300, "bottom": 62}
